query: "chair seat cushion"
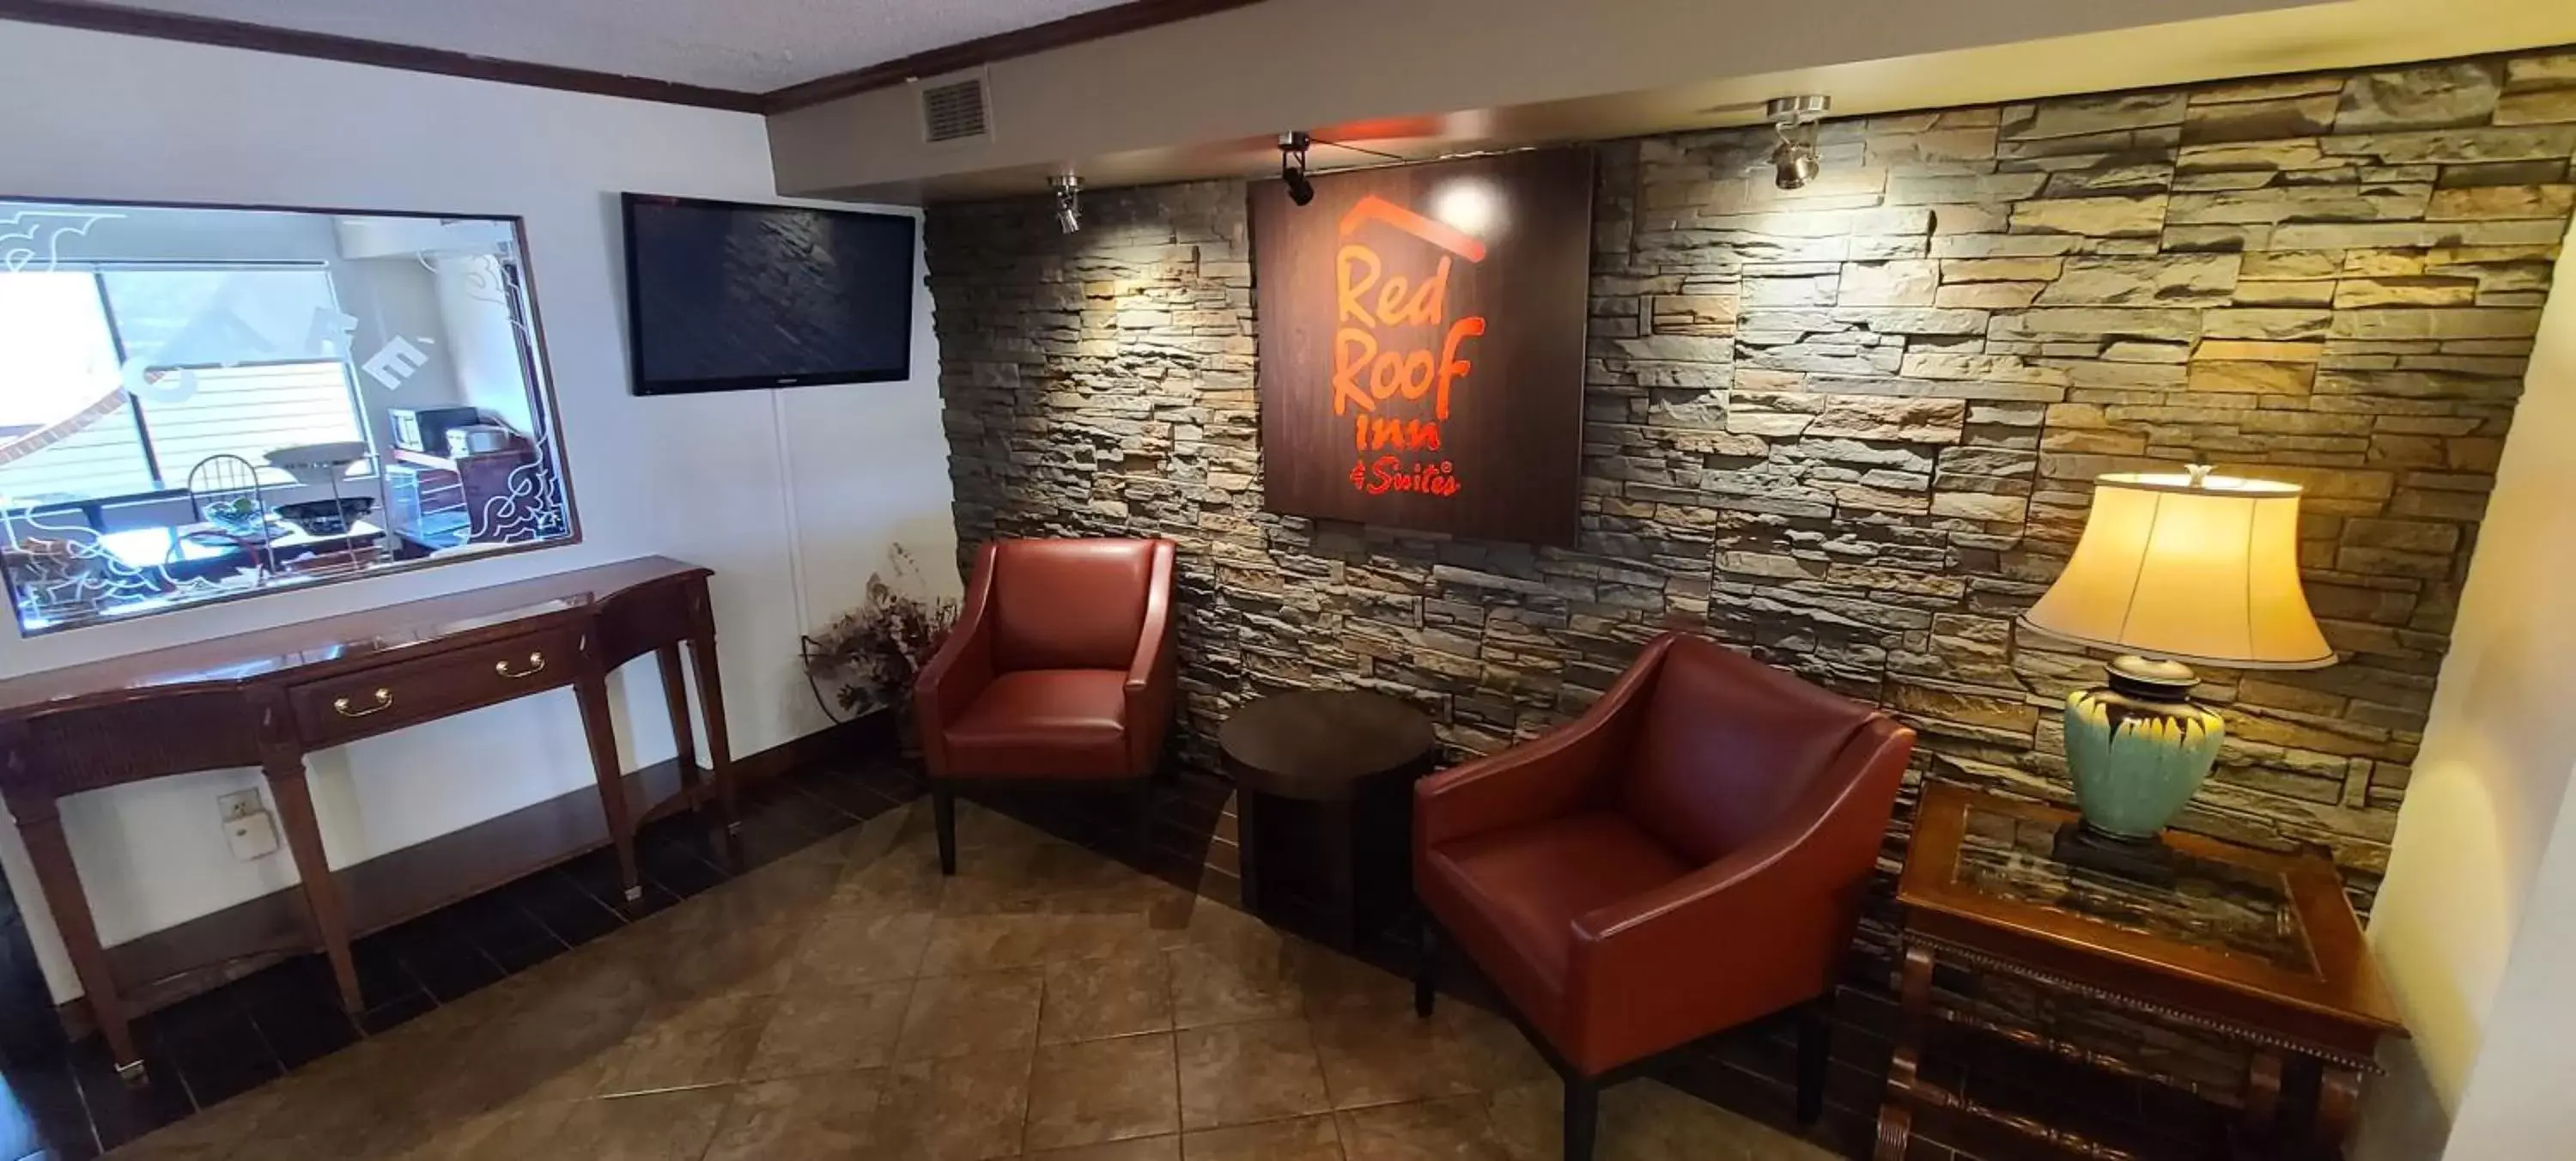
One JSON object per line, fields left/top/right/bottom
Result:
{"left": 942, "top": 669, "right": 1136, "bottom": 779}
{"left": 1419, "top": 810, "right": 1691, "bottom": 1033}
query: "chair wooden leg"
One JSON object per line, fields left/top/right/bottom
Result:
{"left": 1413, "top": 914, "right": 1438, "bottom": 1018}
{"left": 932, "top": 781, "right": 958, "bottom": 876}
{"left": 1563, "top": 1073, "right": 1599, "bottom": 1161}
{"left": 1797, "top": 1000, "right": 1831, "bottom": 1126}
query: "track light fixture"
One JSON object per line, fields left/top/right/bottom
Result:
{"left": 1279, "top": 131, "right": 1315, "bottom": 206}
{"left": 1050, "top": 173, "right": 1083, "bottom": 234}
{"left": 1765, "top": 94, "right": 1830, "bottom": 191}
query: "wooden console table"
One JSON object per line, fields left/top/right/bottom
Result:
{"left": 1877, "top": 784, "right": 2404, "bottom": 1160}
{"left": 0, "top": 556, "right": 734, "bottom": 1083}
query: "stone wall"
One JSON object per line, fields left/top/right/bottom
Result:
{"left": 926, "top": 50, "right": 2576, "bottom": 913}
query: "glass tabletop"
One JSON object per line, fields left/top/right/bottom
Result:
{"left": 1951, "top": 803, "right": 2316, "bottom": 976}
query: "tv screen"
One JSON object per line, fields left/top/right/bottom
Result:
{"left": 621, "top": 193, "right": 916, "bottom": 394}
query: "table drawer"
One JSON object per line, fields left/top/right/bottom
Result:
{"left": 289, "top": 628, "right": 577, "bottom": 747}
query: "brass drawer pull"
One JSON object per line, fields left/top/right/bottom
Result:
{"left": 333, "top": 689, "right": 394, "bottom": 718}
{"left": 495, "top": 651, "right": 548, "bottom": 679}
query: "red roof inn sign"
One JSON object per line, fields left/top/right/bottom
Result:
{"left": 1251, "top": 149, "right": 1594, "bottom": 545}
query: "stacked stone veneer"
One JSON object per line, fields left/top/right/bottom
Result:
{"left": 927, "top": 52, "right": 2576, "bottom": 909}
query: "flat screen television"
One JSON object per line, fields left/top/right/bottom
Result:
{"left": 621, "top": 193, "right": 917, "bottom": 394}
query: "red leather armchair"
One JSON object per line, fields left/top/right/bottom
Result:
{"left": 914, "top": 538, "right": 1179, "bottom": 874}
{"left": 1412, "top": 631, "right": 1913, "bottom": 1159}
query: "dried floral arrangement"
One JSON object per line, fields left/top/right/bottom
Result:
{"left": 801, "top": 544, "right": 958, "bottom": 720}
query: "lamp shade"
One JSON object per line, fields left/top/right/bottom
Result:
{"left": 2020, "top": 470, "right": 2335, "bottom": 670}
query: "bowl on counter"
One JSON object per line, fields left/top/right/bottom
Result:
{"left": 275, "top": 496, "right": 375, "bottom": 536}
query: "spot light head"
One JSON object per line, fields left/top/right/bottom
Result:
{"left": 1764, "top": 94, "right": 1830, "bottom": 191}
{"left": 1279, "top": 131, "right": 1315, "bottom": 206}
{"left": 1049, "top": 173, "right": 1082, "bottom": 234}
{"left": 1771, "top": 139, "right": 1820, "bottom": 191}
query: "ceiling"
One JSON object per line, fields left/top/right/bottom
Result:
{"left": 90, "top": 0, "right": 1135, "bottom": 91}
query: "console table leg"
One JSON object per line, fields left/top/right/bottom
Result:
{"left": 655, "top": 645, "right": 701, "bottom": 803}
{"left": 685, "top": 633, "right": 738, "bottom": 835}
{"left": 572, "top": 663, "right": 643, "bottom": 904}
{"left": 2314, "top": 1066, "right": 2363, "bottom": 1158}
{"left": 2244, "top": 1049, "right": 2285, "bottom": 1140}
{"left": 261, "top": 756, "right": 361, "bottom": 1018}
{"left": 16, "top": 815, "right": 143, "bottom": 1083}
{"left": 1874, "top": 941, "right": 1937, "bottom": 1161}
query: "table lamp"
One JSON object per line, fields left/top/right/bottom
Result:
{"left": 2018, "top": 465, "right": 2336, "bottom": 879}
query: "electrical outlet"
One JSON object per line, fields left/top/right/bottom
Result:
{"left": 226, "top": 811, "right": 279, "bottom": 861}
{"left": 216, "top": 788, "right": 264, "bottom": 822}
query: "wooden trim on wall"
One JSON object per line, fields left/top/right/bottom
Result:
{"left": 0, "top": 0, "right": 1267, "bottom": 116}
{"left": 756, "top": 0, "right": 1267, "bottom": 112}
{"left": 0, "top": 0, "right": 769, "bottom": 112}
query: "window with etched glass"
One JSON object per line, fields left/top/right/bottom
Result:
{"left": 0, "top": 203, "right": 576, "bottom": 634}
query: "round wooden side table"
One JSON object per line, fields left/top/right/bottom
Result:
{"left": 1218, "top": 689, "right": 1438, "bottom": 949}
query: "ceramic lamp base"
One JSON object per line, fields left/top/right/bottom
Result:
{"left": 2062, "top": 655, "right": 2226, "bottom": 848}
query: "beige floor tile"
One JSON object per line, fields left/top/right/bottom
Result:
{"left": 919, "top": 912, "right": 1072, "bottom": 974}
{"left": 702, "top": 1071, "right": 888, "bottom": 1160}
{"left": 945, "top": 799, "right": 1059, "bottom": 850}
{"left": 1032, "top": 1135, "right": 1182, "bottom": 1160}
{"left": 1166, "top": 942, "right": 1307, "bottom": 1029}
{"left": 1597, "top": 1079, "right": 1831, "bottom": 1161}
{"left": 1480, "top": 1079, "right": 1562, "bottom": 1161}
{"left": 834, "top": 823, "right": 949, "bottom": 915}
{"left": 718, "top": 842, "right": 851, "bottom": 921}
{"left": 1181, "top": 1115, "right": 1346, "bottom": 1160}
{"left": 1294, "top": 945, "right": 1418, "bottom": 1017}
{"left": 386, "top": 1097, "right": 575, "bottom": 1161}
{"left": 403, "top": 951, "right": 659, "bottom": 1109}
{"left": 745, "top": 979, "right": 914, "bottom": 1078}
{"left": 1162, "top": 895, "right": 1288, "bottom": 956}
{"left": 544, "top": 1087, "right": 732, "bottom": 1161}
{"left": 873, "top": 1048, "right": 1035, "bottom": 1160}
{"left": 936, "top": 844, "right": 1060, "bottom": 917}
{"left": 246, "top": 1026, "right": 465, "bottom": 1155}
{"left": 793, "top": 909, "right": 936, "bottom": 989}
{"left": 1041, "top": 951, "right": 1175, "bottom": 1043}
{"left": 896, "top": 967, "right": 1045, "bottom": 1061}
{"left": 1175, "top": 1018, "right": 1333, "bottom": 1130}
{"left": 1310, "top": 1000, "right": 1552, "bottom": 1110}
{"left": 1025, "top": 1033, "right": 1182, "bottom": 1150}
{"left": 105, "top": 793, "right": 1838, "bottom": 1161}
{"left": 1336, "top": 1097, "right": 1516, "bottom": 1161}
{"left": 591, "top": 992, "right": 778, "bottom": 1096}
{"left": 101, "top": 1085, "right": 287, "bottom": 1160}
{"left": 940, "top": 838, "right": 1129, "bottom": 915}
{"left": 627, "top": 915, "right": 806, "bottom": 1003}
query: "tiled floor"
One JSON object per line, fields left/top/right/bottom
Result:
{"left": 98, "top": 794, "right": 1838, "bottom": 1160}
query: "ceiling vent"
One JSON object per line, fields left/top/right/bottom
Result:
{"left": 918, "top": 73, "right": 992, "bottom": 145}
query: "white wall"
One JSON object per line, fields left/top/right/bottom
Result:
{"left": 2360, "top": 222, "right": 2576, "bottom": 1153}
{"left": 0, "top": 21, "right": 958, "bottom": 1001}
{"left": 430, "top": 254, "right": 538, "bottom": 435}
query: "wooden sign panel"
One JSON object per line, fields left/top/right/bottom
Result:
{"left": 1252, "top": 149, "right": 1594, "bottom": 545}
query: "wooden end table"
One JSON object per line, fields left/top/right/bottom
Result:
{"left": 1218, "top": 689, "right": 1437, "bottom": 949}
{"left": 1877, "top": 784, "right": 2405, "bottom": 1160}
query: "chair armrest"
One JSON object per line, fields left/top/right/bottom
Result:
{"left": 1561, "top": 718, "right": 1917, "bottom": 1056}
{"left": 1125, "top": 541, "right": 1177, "bottom": 696}
{"left": 1123, "top": 541, "right": 1180, "bottom": 769}
{"left": 1414, "top": 633, "right": 1675, "bottom": 848}
{"left": 914, "top": 543, "right": 1000, "bottom": 779}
